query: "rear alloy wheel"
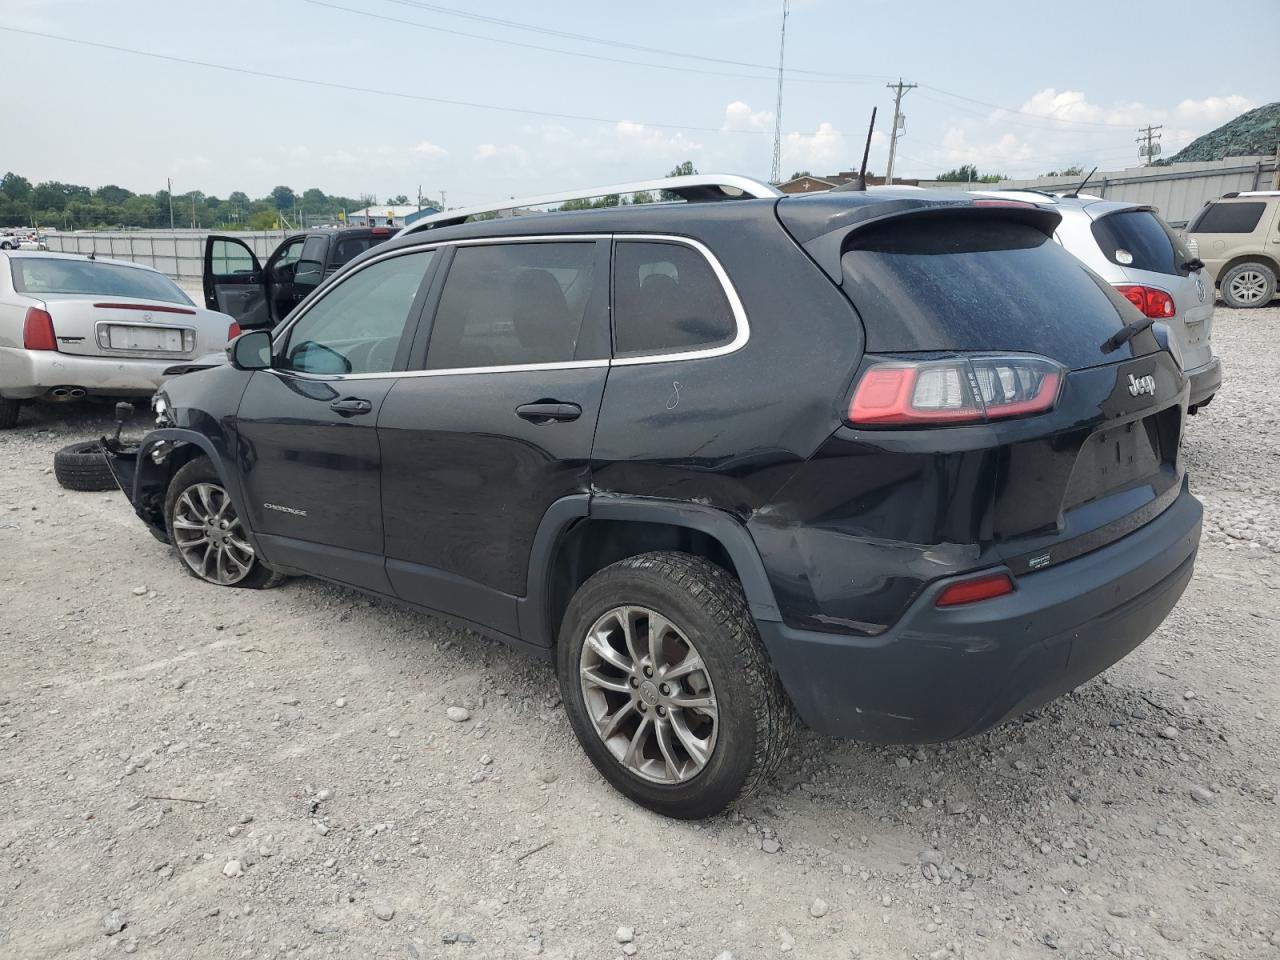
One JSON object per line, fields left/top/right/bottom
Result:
{"left": 1220, "top": 262, "right": 1276, "bottom": 309}
{"left": 558, "top": 552, "right": 792, "bottom": 819}
{"left": 164, "top": 458, "right": 285, "bottom": 589}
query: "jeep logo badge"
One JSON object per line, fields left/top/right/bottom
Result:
{"left": 1127, "top": 373, "right": 1156, "bottom": 397}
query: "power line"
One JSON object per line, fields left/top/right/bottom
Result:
{"left": 378, "top": 0, "right": 892, "bottom": 82}
{"left": 919, "top": 84, "right": 1135, "bottom": 129}
{"left": 306, "top": 0, "right": 837, "bottom": 85}
{"left": 0, "top": 25, "right": 774, "bottom": 137}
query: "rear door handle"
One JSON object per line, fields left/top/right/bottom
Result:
{"left": 515, "top": 401, "right": 582, "bottom": 423}
{"left": 329, "top": 397, "right": 373, "bottom": 416}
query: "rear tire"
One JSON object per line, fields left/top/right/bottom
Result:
{"left": 0, "top": 398, "right": 20, "bottom": 430}
{"left": 164, "top": 457, "right": 286, "bottom": 589}
{"left": 1219, "top": 261, "right": 1276, "bottom": 309}
{"left": 556, "top": 552, "right": 792, "bottom": 819}
{"left": 53, "top": 440, "right": 118, "bottom": 491}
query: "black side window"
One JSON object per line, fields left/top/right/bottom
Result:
{"left": 294, "top": 235, "right": 330, "bottom": 289}
{"left": 1188, "top": 201, "right": 1265, "bottom": 234}
{"left": 612, "top": 241, "right": 736, "bottom": 357}
{"left": 279, "top": 250, "right": 433, "bottom": 375}
{"left": 425, "top": 242, "right": 596, "bottom": 370}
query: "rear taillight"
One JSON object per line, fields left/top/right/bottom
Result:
{"left": 227, "top": 322, "right": 241, "bottom": 341}
{"left": 23, "top": 307, "right": 57, "bottom": 351}
{"left": 936, "top": 571, "right": 1015, "bottom": 607}
{"left": 1114, "top": 284, "right": 1175, "bottom": 319}
{"left": 847, "top": 355, "right": 1063, "bottom": 427}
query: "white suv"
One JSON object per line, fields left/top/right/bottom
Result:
{"left": 978, "top": 192, "right": 1221, "bottom": 414}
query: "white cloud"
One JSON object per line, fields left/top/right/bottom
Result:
{"left": 722, "top": 101, "right": 773, "bottom": 132}
{"left": 412, "top": 140, "right": 448, "bottom": 159}
{"left": 475, "top": 142, "right": 529, "bottom": 164}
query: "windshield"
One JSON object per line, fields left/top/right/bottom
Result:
{"left": 10, "top": 257, "right": 192, "bottom": 305}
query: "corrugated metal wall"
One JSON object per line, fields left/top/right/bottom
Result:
{"left": 42, "top": 230, "right": 288, "bottom": 279}
{"left": 918, "top": 156, "right": 1278, "bottom": 225}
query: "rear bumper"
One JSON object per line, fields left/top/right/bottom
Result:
{"left": 758, "top": 480, "right": 1202, "bottom": 743}
{"left": 1187, "top": 356, "right": 1222, "bottom": 408}
{"left": 0, "top": 346, "right": 174, "bottom": 399}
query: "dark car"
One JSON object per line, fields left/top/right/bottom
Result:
{"left": 203, "top": 227, "right": 396, "bottom": 330}
{"left": 103, "top": 174, "right": 1202, "bottom": 818}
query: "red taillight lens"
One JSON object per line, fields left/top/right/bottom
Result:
{"left": 936, "top": 572, "right": 1015, "bottom": 607}
{"left": 23, "top": 307, "right": 57, "bottom": 351}
{"left": 1114, "top": 284, "right": 1175, "bottom": 319}
{"left": 848, "top": 356, "right": 1063, "bottom": 427}
{"left": 227, "top": 322, "right": 241, "bottom": 341}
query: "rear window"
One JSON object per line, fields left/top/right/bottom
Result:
{"left": 332, "top": 234, "right": 392, "bottom": 266}
{"left": 1090, "top": 209, "right": 1191, "bottom": 276}
{"left": 1187, "top": 201, "right": 1266, "bottom": 234}
{"left": 10, "top": 257, "right": 191, "bottom": 305}
{"left": 840, "top": 218, "right": 1130, "bottom": 370}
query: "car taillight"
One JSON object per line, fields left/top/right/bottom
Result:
{"left": 227, "top": 322, "right": 241, "bottom": 341}
{"left": 847, "top": 355, "right": 1063, "bottom": 426}
{"left": 1114, "top": 284, "right": 1175, "bottom": 319}
{"left": 936, "top": 571, "right": 1015, "bottom": 607}
{"left": 23, "top": 307, "right": 57, "bottom": 351}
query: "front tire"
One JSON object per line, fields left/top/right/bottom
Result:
{"left": 557, "top": 552, "right": 792, "bottom": 819}
{"left": 164, "top": 457, "right": 285, "bottom": 589}
{"left": 1219, "top": 261, "right": 1276, "bottom": 309}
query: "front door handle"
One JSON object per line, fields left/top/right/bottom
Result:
{"left": 515, "top": 401, "right": 582, "bottom": 423}
{"left": 329, "top": 397, "right": 373, "bottom": 416}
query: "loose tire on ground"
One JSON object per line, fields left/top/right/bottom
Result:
{"left": 53, "top": 440, "right": 119, "bottom": 491}
{"left": 164, "top": 456, "right": 287, "bottom": 590}
{"left": 556, "top": 551, "right": 793, "bottom": 819}
{"left": 0, "top": 398, "right": 21, "bottom": 430}
{"left": 1219, "top": 261, "right": 1277, "bottom": 309}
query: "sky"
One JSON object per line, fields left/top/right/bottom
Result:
{"left": 2, "top": 0, "right": 1274, "bottom": 208}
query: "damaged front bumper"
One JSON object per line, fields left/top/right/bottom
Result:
{"left": 100, "top": 436, "right": 172, "bottom": 542}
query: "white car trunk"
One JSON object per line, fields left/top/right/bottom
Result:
{"left": 41, "top": 294, "right": 212, "bottom": 361}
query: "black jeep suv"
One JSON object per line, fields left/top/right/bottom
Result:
{"left": 104, "top": 175, "right": 1202, "bottom": 818}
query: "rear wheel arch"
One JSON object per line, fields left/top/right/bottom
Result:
{"left": 1215, "top": 252, "right": 1279, "bottom": 285}
{"left": 523, "top": 496, "right": 781, "bottom": 650}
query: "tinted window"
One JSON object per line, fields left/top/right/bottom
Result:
{"left": 841, "top": 218, "right": 1131, "bottom": 370}
{"left": 613, "top": 241, "right": 735, "bottom": 356}
{"left": 1090, "top": 209, "right": 1190, "bottom": 276}
{"left": 11, "top": 257, "right": 191, "bottom": 304}
{"left": 1187, "top": 201, "right": 1265, "bottom": 234}
{"left": 210, "top": 239, "right": 257, "bottom": 277}
{"left": 294, "top": 235, "right": 330, "bottom": 288}
{"left": 333, "top": 234, "right": 391, "bottom": 266}
{"left": 280, "top": 250, "right": 432, "bottom": 375}
{"left": 425, "top": 242, "right": 596, "bottom": 369}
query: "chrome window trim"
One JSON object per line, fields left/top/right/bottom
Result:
{"left": 607, "top": 234, "right": 750, "bottom": 367}
{"left": 271, "top": 232, "right": 749, "bottom": 382}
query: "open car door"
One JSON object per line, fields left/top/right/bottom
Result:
{"left": 203, "top": 236, "right": 268, "bottom": 328}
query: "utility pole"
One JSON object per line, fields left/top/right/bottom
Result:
{"left": 1136, "top": 124, "right": 1163, "bottom": 165}
{"left": 167, "top": 177, "right": 175, "bottom": 231}
{"left": 884, "top": 78, "right": 916, "bottom": 186}
{"left": 769, "top": 0, "right": 789, "bottom": 184}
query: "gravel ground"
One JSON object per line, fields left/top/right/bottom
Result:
{"left": 1, "top": 306, "right": 1277, "bottom": 960}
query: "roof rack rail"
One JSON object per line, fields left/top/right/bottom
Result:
{"left": 400, "top": 173, "right": 782, "bottom": 234}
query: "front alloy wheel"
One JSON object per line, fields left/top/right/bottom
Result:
{"left": 580, "top": 605, "right": 719, "bottom": 784}
{"left": 172, "top": 482, "right": 255, "bottom": 585}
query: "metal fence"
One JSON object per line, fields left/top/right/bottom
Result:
{"left": 918, "top": 156, "right": 1279, "bottom": 226}
{"left": 42, "top": 230, "right": 289, "bottom": 280}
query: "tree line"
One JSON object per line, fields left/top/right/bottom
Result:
{"left": 0, "top": 172, "right": 435, "bottom": 231}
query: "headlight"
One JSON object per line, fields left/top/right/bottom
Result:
{"left": 151, "top": 392, "right": 173, "bottom": 426}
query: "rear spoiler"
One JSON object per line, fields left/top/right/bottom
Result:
{"left": 778, "top": 198, "right": 1062, "bottom": 283}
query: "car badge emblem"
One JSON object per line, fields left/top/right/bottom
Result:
{"left": 1194, "top": 276, "right": 1205, "bottom": 303}
{"left": 143, "top": 312, "right": 153, "bottom": 321}
{"left": 1127, "top": 373, "right": 1156, "bottom": 397}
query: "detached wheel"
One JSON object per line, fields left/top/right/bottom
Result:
{"left": 557, "top": 552, "right": 792, "bottom": 819}
{"left": 164, "top": 457, "right": 285, "bottom": 589}
{"left": 1219, "top": 262, "right": 1276, "bottom": 308}
{"left": 53, "top": 440, "right": 118, "bottom": 491}
{"left": 0, "top": 398, "right": 22, "bottom": 430}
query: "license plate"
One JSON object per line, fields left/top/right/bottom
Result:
{"left": 107, "top": 325, "right": 184, "bottom": 352}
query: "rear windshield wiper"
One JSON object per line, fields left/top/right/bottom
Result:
{"left": 1181, "top": 257, "right": 1205, "bottom": 272}
{"left": 1101, "top": 315, "right": 1158, "bottom": 353}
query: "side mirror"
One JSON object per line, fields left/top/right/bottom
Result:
{"left": 228, "top": 329, "right": 273, "bottom": 371}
